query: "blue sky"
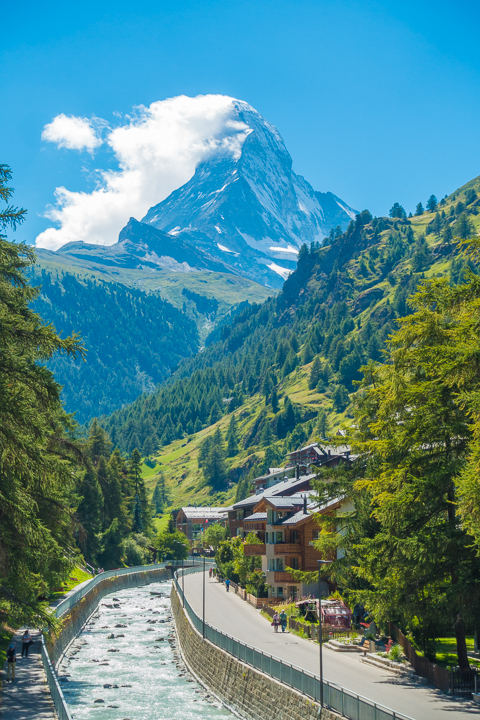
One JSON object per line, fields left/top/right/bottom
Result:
{"left": 2, "top": 0, "right": 480, "bottom": 245}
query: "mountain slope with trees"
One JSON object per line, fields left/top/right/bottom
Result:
{"left": 29, "top": 269, "right": 199, "bottom": 423}
{"left": 99, "top": 176, "right": 480, "bottom": 506}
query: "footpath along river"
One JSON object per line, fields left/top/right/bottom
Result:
{"left": 57, "top": 579, "right": 233, "bottom": 720}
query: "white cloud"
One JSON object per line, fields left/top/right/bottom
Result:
{"left": 36, "top": 95, "right": 251, "bottom": 251}
{"left": 41, "top": 114, "right": 104, "bottom": 152}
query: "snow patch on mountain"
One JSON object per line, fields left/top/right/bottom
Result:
{"left": 268, "top": 262, "right": 293, "bottom": 280}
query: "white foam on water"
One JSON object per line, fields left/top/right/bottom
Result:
{"left": 60, "top": 580, "right": 231, "bottom": 720}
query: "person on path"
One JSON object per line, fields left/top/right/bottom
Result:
{"left": 6, "top": 643, "right": 16, "bottom": 682}
{"left": 209, "top": 567, "right": 213, "bottom": 579}
{"left": 279, "top": 610, "right": 287, "bottom": 633}
{"left": 21, "top": 629, "right": 32, "bottom": 657}
{"left": 225, "top": 577, "right": 230, "bottom": 592}
{"left": 272, "top": 611, "right": 280, "bottom": 633}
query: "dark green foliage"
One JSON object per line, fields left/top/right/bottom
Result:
{"left": 201, "top": 428, "right": 227, "bottom": 491}
{"left": 426, "top": 194, "right": 438, "bottom": 213}
{"left": 309, "top": 356, "right": 322, "bottom": 390}
{"left": 226, "top": 414, "right": 239, "bottom": 456}
{"left": 332, "top": 384, "right": 350, "bottom": 413}
{"left": 152, "top": 473, "right": 168, "bottom": 515}
{"left": 181, "top": 287, "right": 219, "bottom": 317}
{"left": 0, "top": 166, "right": 86, "bottom": 627}
{"left": 415, "top": 202, "right": 424, "bottom": 216}
{"left": 456, "top": 213, "right": 473, "bottom": 239}
{"left": 30, "top": 269, "right": 198, "bottom": 423}
{"left": 389, "top": 203, "right": 407, "bottom": 219}
{"left": 316, "top": 409, "right": 329, "bottom": 438}
{"left": 465, "top": 188, "right": 477, "bottom": 205}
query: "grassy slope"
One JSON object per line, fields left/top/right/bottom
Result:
{"left": 34, "top": 253, "right": 273, "bottom": 343}
{"left": 141, "top": 177, "right": 480, "bottom": 507}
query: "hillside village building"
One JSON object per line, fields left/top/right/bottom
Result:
{"left": 176, "top": 506, "right": 228, "bottom": 543}
{"left": 227, "top": 443, "right": 354, "bottom": 600}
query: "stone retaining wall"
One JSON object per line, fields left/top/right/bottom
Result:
{"left": 47, "top": 567, "right": 170, "bottom": 665}
{"left": 171, "top": 586, "right": 341, "bottom": 720}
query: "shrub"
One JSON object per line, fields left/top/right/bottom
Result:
{"left": 388, "top": 643, "right": 403, "bottom": 662}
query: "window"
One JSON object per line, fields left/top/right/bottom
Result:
{"left": 277, "top": 586, "right": 284, "bottom": 597}
{"left": 236, "top": 510, "right": 244, "bottom": 520}
{"left": 268, "top": 559, "right": 275, "bottom": 571}
{"left": 267, "top": 509, "right": 273, "bottom": 524}
{"left": 290, "top": 558, "right": 299, "bottom": 570}
{"left": 312, "top": 530, "right": 320, "bottom": 540}
{"left": 275, "top": 558, "right": 284, "bottom": 571}
{"left": 291, "top": 531, "right": 299, "bottom": 543}
{"left": 276, "top": 532, "right": 283, "bottom": 544}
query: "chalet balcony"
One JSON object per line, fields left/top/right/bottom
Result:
{"left": 273, "top": 571, "right": 295, "bottom": 583}
{"left": 274, "top": 543, "right": 301, "bottom": 555}
{"left": 243, "top": 544, "right": 266, "bottom": 556}
{"left": 244, "top": 521, "right": 266, "bottom": 531}
{"left": 229, "top": 519, "right": 244, "bottom": 531}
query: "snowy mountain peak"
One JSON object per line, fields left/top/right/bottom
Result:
{"left": 139, "top": 99, "right": 357, "bottom": 288}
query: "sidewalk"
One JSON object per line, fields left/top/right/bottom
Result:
{"left": 182, "top": 571, "right": 478, "bottom": 720}
{"left": 0, "top": 575, "right": 94, "bottom": 719}
{"left": 0, "top": 630, "right": 55, "bottom": 720}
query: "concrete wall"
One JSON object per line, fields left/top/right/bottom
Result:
{"left": 47, "top": 567, "right": 170, "bottom": 665}
{"left": 171, "top": 586, "right": 341, "bottom": 720}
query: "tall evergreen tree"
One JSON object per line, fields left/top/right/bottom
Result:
{"left": 0, "top": 165, "right": 85, "bottom": 627}
{"left": 426, "top": 194, "right": 438, "bottom": 213}
{"left": 226, "top": 414, "right": 239, "bottom": 457}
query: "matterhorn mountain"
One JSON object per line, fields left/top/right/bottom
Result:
{"left": 139, "top": 100, "right": 357, "bottom": 288}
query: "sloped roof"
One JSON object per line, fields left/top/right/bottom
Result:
{"left": 231, "top": 473, "right": 315, "bottom": 510}
{"left": 244, "top": 512, "right": 267, "bottom": 522}
{"left": 180, "top": 506, "right": 228, "bottom": 519}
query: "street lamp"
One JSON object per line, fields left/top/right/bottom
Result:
{"left": 318, "top": 559, "right": 332, "bottom": 714}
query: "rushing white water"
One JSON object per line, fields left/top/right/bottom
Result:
{"left": 58, "top": 580, "right": 233, "bottom": 720}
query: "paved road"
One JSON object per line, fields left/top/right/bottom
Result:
{"left": 182, "top": 572, "right": 478, "bottom": 720}
{"left": 0, "top": 630, "right": 55, "bottom": 720}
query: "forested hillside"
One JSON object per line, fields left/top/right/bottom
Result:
{"left": 29, "top": 269, "right": 199, "bottom": 423}
{"left": 100, "top": 176, "right": 480, "bottom": 506}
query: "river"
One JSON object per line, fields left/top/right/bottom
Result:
{"left": 58, "top": 579, "right": 233, "bottom": 720}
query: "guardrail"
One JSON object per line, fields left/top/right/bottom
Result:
{"left": 174, "top": 567, "right": 415, "bottom": 720}
{"left": 41, "top": 635, "right": 74, "bottom": 720}
{"left": 43, "top": 561, "right": 172, "bottom": 720}
{"left": 52, "top": 562, "right": 169, "bottom": 618}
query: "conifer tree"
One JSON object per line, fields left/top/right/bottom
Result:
{"left": 270, "top": 387, "right": 279, "bottom": 413}
{"left": 226, "top": 414, "right": 239, "bottom": 456}
{"left": 77, "top": 470, "right": 104, "bottom": 562}
{"left": 415, "top": 202, "right": 424, "bottom": 216}
{"left": 426, "top": 194, "right": 438, "bottom": 212}
{"left": 0, "top": 165, "right": 85, "bottom": 626}
{"left": 87, "top": 419, "right": 111, "bottom": 465}
{"left": 309, "top": 356, "right": 322, "bottom": 390}
{"left": 316, "top": 409, "right": 329, "bottom": 439}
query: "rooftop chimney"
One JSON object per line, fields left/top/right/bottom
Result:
{"left": 296, "top": 464, "right": 300, "bottom": 480}
{"left": 303, "top": 495, "right": 307, "bottom": 515}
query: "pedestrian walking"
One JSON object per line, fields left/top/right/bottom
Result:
{"left": 272, "top": 611, "right": 279, "bottom": 633}
{"left": 209, "top": 567, "right": 213, "bottom": 579}
{"left": 6, "top": 643, "right": 16, "bottom": 682}
{"left": 225, "top": 577, "right": 230, "bottom": 592}
{"left": 279, "top": 609, "right": 287, "bottom": 633}
{"left": 21, "top": 629, "right": 33, "bottom": 657}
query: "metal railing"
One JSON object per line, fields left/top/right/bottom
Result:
{"left": 174, "top": 567, "right": 415, "bottom": 720}
{"left": 43, "top": 561, "right": 171, "bottom": 720}
{"left": 41, "top": 635, "right": 73, "bottom": 720}
{"left": 52, "top": 562, "right": 168, "bottom": 618}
